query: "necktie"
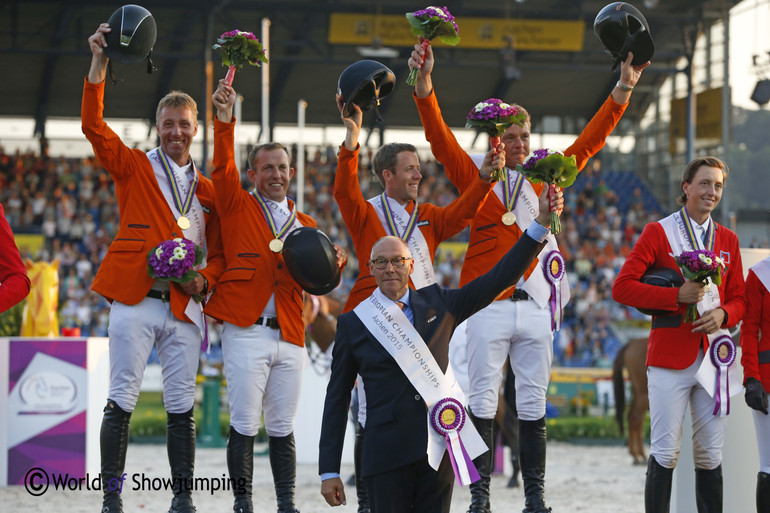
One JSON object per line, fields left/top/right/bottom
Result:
{"left": 396, "top": 301, "right": 406, "bottom": 310}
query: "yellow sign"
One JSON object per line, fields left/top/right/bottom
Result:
{"left": 669, "top": 87, "right": 723, "bottom": 154}
{"left": 13, "top": 233, "right": 44, "bottom": 256}
{"left": 329, "top": 13, "right": 584, "bottom": 51}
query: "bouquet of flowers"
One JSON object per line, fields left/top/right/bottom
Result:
{"left": 405, "top": 6, "right": 461, "bottom": 85}
{"left": 465, "top": 98, "right": 527, "bottom": 182}
{"left": 674, "top": 249, "right": 726, "bottom": 323}
{"left": 147, "top": 238, "right": 205, "bottom": 302}
{"left": 515, "top": 149, "right": 579, "bottom": 234}
{"left": 212, "top": 29, "right": 268, "bottom": 86}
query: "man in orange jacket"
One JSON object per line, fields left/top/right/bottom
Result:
{"left": 208, "top": 80, "right": 346, "bottom": 513}
{"left": 83, "top": 23, "right": 225, "bottom": 513}
{"left": 409, "top": 37, "right": 648, "bottom": 513}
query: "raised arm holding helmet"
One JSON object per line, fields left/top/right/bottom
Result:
{"left": 206, "top": 79, "right": 345, "bottom": 513}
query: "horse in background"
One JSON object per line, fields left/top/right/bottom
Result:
{"left": 612, "top": 337, "right": 649, "bottom": 465}
{"left": 21, "top": 258, "right": 60, "bottom": 337}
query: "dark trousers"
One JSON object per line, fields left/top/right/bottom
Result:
{"left": 365, "top": 454, "right": 454, "bottom": 513}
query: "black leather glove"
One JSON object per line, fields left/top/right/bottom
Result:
{"left": 745, "top": 377, "right": 769, "bottom": 415}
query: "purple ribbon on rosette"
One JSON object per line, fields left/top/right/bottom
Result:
{"left": 430, "top": 397, "right": 480, "bottom": 486}
{"left": 542, "top": 251, "right": 566, "bottom": 331}
{"left": 710, "top": 334, "right": 737, "bottom": 416}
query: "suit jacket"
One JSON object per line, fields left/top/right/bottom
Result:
{"left": 203, "top": 118, "right": 316, "bottom": 346}
{"left": 740, "top": 265, "right": 770, "bottom": 389}
{"left": 612, "top": 220, "right": 746, "bottom": 369}
{"left": 319, "top": 227, "right": 545, "bottom": 478}
{"left": 335, "top": 144, "right": 492, "bottom": 312}
{"left": 414, "top": 90, "right": 626, "bottom": 296}
{"left": 81, "top": 79, "right": 226, "bottom": 323}
{"left": 0, "top": 204, "right": 30, "bottom": 313}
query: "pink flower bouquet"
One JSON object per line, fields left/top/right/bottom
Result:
{"left": 147, "top": 238, "right": 204, "bottom": 302}
{"left": 405, "top": 6, "right": 461, "bottom": 86}
{"left": 212, "top": 29, "right": 268, "bottom": 86}
{"left": 674, "top": 249, "right": 726, "bottom": 323}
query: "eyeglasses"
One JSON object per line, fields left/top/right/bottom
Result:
{"left": 369, "top": 256, "right": 413, "bottom": 270}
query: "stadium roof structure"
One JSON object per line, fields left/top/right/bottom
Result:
{"left": 0, "top": 0, "right": 742, "bottom": 141}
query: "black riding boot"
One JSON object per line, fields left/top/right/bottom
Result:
{"left": 519, "top": 417, "right": 551, "bottom": 513}
{"left": 467, "top": 411, "right": 494, "bottom": 513}
{"left": 758, "top": 472, "right": 770, "bottom": 513}
{"left": 644, "top": 455, "right": 673, "bottom": 513}
{"left": 508, "top": 453, "right": 521, "bottom": 489}
{"left": 353, "top": 422, "right": 371, "bottom": 513}
{"left": 269, "top": 433, "right": 300, "bottom": 513}
{"left": 167, "top": 408, "right": 196, "bottom": 513}
{"left": 695, "top": 465, "right": 723, "bottom": 513}
{"left": 227, "top": 427, "right": 254, "bottom": 513}
{"left": 100, "top": 400, "right": 132, "bottom": 513}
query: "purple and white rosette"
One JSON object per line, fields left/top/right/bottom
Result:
{"left": 542, "top": 250, "right": 566, "bottom": 331}
{"left": 430, "top": 397, "right": 480, "bottom": 486}
{"left": 710, "top": 334, "right": 737, "bottom": 416}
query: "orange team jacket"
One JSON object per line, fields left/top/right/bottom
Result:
{"left": 414, "top": 90, "right": 626, "bottom": 298}
{"left": 612, "top": 221, "right": 746, "bottom": 370}
{"left": 740, "top": 266, "right": 770, "bottom": 389}
{"left": 204, "top": 118, "right": 316, "bottom": 347}
{"left": 335, "top": 144, "right": 493, "bottom": 313}
{"left": 81, "top": 79, "right": 225, "bottom": 323}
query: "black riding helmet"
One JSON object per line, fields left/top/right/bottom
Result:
{"left": 337, "top": 60, "right": 396, "bottom": 122}
{"left": 104, "top": 4, "right": 156, "bottom": 80}
{"left": 636, "top": 267, "right": 684, "bottom": 316}
{"left": 282, "top": 227, "right": 341, "bottom": 296}
{"left": 594, "top": 2, "right": 654, "bottom": 70}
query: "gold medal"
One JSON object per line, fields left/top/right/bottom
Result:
{"left": 177, "top": 215, "right": 191, "bottom": 230}
{"left": 502, "top": 212, "right": 516, "bottom": 226}
{"left": 269, "top": 238, "right": 284, "bottom": 253}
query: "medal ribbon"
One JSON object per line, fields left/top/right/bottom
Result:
{"left": 157, "top": 148, "right": 199, "bottom": 219}
{"left": 710, "top": 334, "right": 737, "bottom": 417}
{"left": 502, "top": 169, "right": 524, "bottom": 214}
{"left": 379, "top": 193, "right": 419, "bottom": 243}
{"left": 679, "top": 207, "right": 714, "bottom": 251}
{"left": 251, "top": 190, "right": 297, "bottom": 240}
{"left": 542, "top": 251, "right": 566, "bottom": 331}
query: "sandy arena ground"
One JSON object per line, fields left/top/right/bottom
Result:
{"left": 2, "top": 440, "right": 646, "bottom": 513}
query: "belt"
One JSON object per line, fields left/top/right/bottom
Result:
{"left": 759, "top": 350, "right": 770, "bottom": 364}
{"left": 255, "top": 316, "right": 280, "bottom": 330}
{"left": 509, "top": 289, "right": 530, "bottom": 301}
{"left": 147, "top": 289, "right": 170, "bottom": 303}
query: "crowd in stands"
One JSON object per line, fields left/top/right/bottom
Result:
{"left": 0, "top": 142, "right": 764, "bottom": 367}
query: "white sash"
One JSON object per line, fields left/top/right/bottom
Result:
{"left": 147, "top": 148, "right": 207, "bottom": 336}
{"left": 367, "top": 196, "right": 436, "bottom": 288}
{"left": 751, "top": 259, "right": 770, "bottom": 293}
{"left": 265, "top": 198, "right": 305, "bottom": 239}
{"left": 470, "top": 155, "right": 570, "bottom": 315}
{"left": 353, "top": 289, "right": 487, "bottom": 484}
{"left": 659, "top": 212, "right": 741, "bottom": 413}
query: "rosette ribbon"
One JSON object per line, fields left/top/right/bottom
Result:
{"left": 543, "top": 251, "right": 566, "bottom": 331}
{"left": 430, "top": 398, "right": 480, "bottom": 486}
{"left": 710, "top": 334, "right": 737, "bottom": 417}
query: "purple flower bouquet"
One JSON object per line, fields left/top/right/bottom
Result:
{"left": 405, "top": 6, "right": 461, "bottom": 86}
{"left": 212, "top": 29, "right": 268, "bottom": 86}
{"left": 516, "top": 149, "right": 578, "bottom": 234}
{"left": 674, "top": 249, "right": 726, "bottom": 323}
{"left": 466, "top": 99, "right": 527, "bottom": 182}
{"left": 147, "top": 238, "right": 205, "bottom": 302}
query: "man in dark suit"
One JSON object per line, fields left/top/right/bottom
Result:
{"left": 319, "top": 187, "right": 563, "bottom": 512}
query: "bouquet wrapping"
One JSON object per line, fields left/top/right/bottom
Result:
{"left": 674, "top": 249, "right": 726, "bottom": 323}
{"left": 147, "top": 238, "right": 205, "bottom": 302}
{"left": 515, "top": 149, "right": 578, "bottom": 234}
{"left": 405, "top": 6, "right": 460, "bottom": 86}
{"left": 212, "top": 29, "right": 268, "bottom": 86}
{"left": 465, "top": 99, "right": 527, "bottom": 182}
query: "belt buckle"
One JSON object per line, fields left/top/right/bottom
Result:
{"left": 161, "top": 290, "right": 170, "bottom": 303}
